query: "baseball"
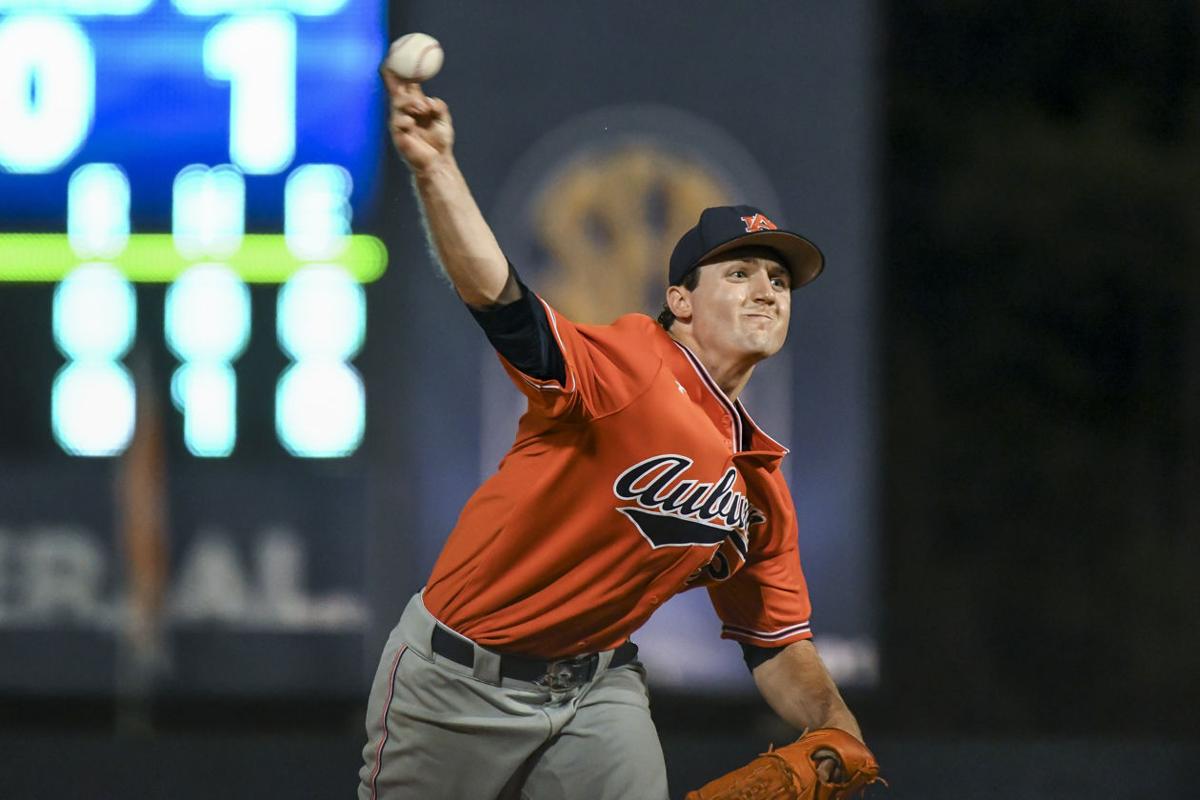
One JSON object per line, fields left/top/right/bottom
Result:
{"left": 384, "top": 33, "right": 444, "bottom": 82}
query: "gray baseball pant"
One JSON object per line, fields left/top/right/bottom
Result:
{"left": 358, "top": 592, "right": 670, "bottom": 800}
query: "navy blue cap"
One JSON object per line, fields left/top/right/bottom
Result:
{"left": 668, "top": 205, "right": 824, "bottom": 289}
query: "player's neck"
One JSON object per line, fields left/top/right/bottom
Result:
{"left": 713, "top": 364, "right": 755, "bottom": 402}
{"left": 669, "top": 330, "right": 757, "bottom": 401}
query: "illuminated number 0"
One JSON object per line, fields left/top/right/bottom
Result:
{"left": 203, "top": 12, "right": 296, "bottom": 174}
{"left": 52, "top": 266, "right": 136, "bottom": 456}
{"left": 0, "top": 14, "right": 95, "bottom": 173}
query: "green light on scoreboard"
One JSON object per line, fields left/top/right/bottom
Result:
{"left": 15, "top": 156, "right": 386, "bottom": 459}
{"left": 24, "top": 232, "right": 384, "bottom": 460}
{"left": 0, "top": 233, "right": 387, "bottom": 284}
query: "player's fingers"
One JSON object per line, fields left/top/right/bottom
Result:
{"left": 380, "top": 69, "right": 422, "bottom": 101}
{"left": 379, "top": 65, "right": 401, "bottom": 95}
{"left": 396, "top": 99, "right": 431, "bottom": 117}
{"left": 391, "top": 130, "right": 420, "bottom": 150}
{"left": 399, "top": 81, "right": 427, "bottom": 99}
{"left": 816, "top": 758, "right": 838, "bottom": 783}
{"left": 392, "top": 89, "right": 435, "bottom": 114}
{"left": 390, "top": 112, "right": 417, "bottom": 132}
{"left": 380, "top": 68, "right": 427, "bottom": 103}
{"left": 391, "top": 93, "right": 431, "bottom": 117}
{"left": 427, "top": 97, "right": 450, "bottom": 117}
{"left": 813, "top": 751, "right": 845, "bottom": 783}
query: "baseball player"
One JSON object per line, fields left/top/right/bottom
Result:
{"left": 360, "top": 72, "right": 869, "bottom": 800}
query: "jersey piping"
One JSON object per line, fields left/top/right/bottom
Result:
{"left": 722, "top": 621, "right": 813, "bottom": 642}
{"left": 672, "top": 341, "right": 742, "bottom": 449}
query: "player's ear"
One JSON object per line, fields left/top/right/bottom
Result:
{"left": 666, "top": 284, "right": 693, "bottom": 322}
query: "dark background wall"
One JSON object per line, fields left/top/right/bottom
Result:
{"left": 883, "top": 0, "right": 1200, "bottom": 739}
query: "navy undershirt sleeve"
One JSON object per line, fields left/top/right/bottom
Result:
{"left": 741, "top": 642, "right": 788, "bottom": 672}
{"left": 466, "top": 264, "right": 567, "bottom": 385}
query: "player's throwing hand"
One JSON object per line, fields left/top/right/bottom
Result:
{"left": 379, "top": 68, "right": 454, "bottom": 173}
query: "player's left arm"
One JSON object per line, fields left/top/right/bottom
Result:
{"left": 751, "top": 638, "right": 862, "bottom": 740}
{"left": 752, "top": 639, "right": 864, "bottom": 783}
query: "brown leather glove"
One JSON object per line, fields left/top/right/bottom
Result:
{"left": 685, "top": 728, "right": 884, "bottom": 799}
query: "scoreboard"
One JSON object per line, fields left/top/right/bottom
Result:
{"left": 0, "top": 0, "right": 389, "bottom": 698}
{"left": 0, "top": 0, "right": 386, "bottom": 459}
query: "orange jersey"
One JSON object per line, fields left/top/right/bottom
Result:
{"left": 423, "top": 297, "right": 814, "bottom": 658}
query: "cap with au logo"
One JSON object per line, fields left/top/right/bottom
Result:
{"left": 667, "top": 205, "right": 825, "bottom": 289}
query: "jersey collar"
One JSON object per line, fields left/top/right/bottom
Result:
{"left": 658, "top": 333, "right": 789, "bottom": 458}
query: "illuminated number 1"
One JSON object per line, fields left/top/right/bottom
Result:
{"left": 165, "top": 266, "right": 251, "bottom": 457}
{"left": 203, "top": 12, "right": 296, "bottom": 175}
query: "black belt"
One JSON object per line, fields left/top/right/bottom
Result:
{"left": 431, "top": 625, "right": 638, "bottom": 688}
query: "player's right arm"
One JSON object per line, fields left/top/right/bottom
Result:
{"left": 382, "top": 71, "right": 518, "bottom": 307}
{"left": 382, "top": 72, "right": 657, "bottom": 418}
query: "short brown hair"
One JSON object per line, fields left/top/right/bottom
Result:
{"left": 656, "top": 267, "right": 702, "bottom": 330}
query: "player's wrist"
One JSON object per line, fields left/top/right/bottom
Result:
{"left": 411, "top": 152, "right": 460, "bottom": 183}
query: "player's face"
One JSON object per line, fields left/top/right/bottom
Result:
{"left": 686, "top": 252, "right": 792, "bottom": 363}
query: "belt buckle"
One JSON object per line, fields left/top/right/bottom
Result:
{"left": 536, "top": 654, "right": 594, "bottom": 692}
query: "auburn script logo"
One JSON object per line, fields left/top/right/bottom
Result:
{"left": 612, "top": 455, "right": 764, "bottom": 551}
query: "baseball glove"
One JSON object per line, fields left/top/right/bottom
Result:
{"left": 685, "top": 728, "right": 883, "bottom": 800}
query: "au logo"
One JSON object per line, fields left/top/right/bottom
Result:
{"left": 740, "top": 213, "right": 778, "bottom": 233}
{"left": 533, "top": 147, "right": 725, "bottom": 323}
